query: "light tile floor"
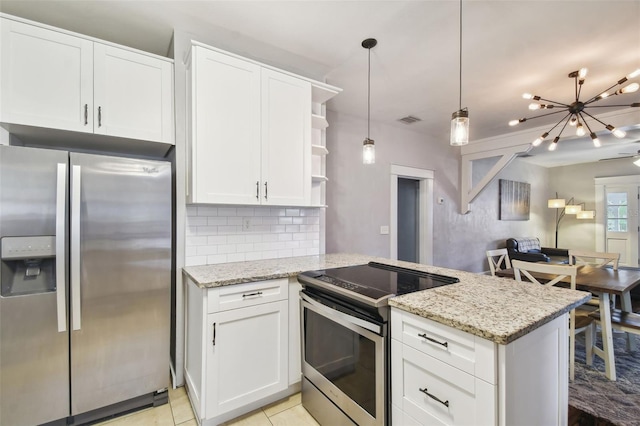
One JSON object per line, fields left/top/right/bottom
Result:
{"left": 95, "top": 388, "right": 317, "bottom": 426}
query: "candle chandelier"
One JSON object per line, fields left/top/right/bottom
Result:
{"left": 509, "top": 68, "right": 640, "bottom": 151}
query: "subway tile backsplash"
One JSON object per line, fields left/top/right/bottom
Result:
{"left": 185, "top": 205, "right": 321, "bottom": 266}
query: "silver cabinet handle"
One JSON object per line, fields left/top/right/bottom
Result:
{"left": 264, "top": 181, "right": 268, "bottom": 200}
{"left": 84, "top": 104, "right": 88, "bottom": 126}
{"left": 98, "top": 106, "right": 102, "bottom": 127}
{"left": 242, "top": 291, "right": 263, "bottom": 298}
{"left": 418, "top": 333, "right": 448, "bottom": 348}
{"left": 212, "top": 323, "right": 216, "bottom": 346}
{"left": 71, "top": 165, "right": 82, "bottom": 331}
{"left": 256, "top": 181, "right": 259, "bottom": 200}
{"left": 419, "top": 387, "right": 449, "bottom": 407}
{"left": 55, "top": 163, "right": 67, "bottom": 333}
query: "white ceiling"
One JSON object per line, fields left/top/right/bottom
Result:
{"left": 1, "top": 0, "right": 639, "bottom": 167}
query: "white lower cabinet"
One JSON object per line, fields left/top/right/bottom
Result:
{"left": 185, "top": 277, "right": 296, "bottom": 425}
{"left": 391, "top": 308, "right": 569, "bottom": 426}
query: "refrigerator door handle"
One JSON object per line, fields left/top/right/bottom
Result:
{"left": 56, "top": 163, "right": 67, "bottom": 333}
{"left": 71, "top": 165, "right": 82, "bottom": 331}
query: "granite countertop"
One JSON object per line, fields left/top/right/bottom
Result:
{"left": 183, "top": 254, "right": 591, "bottom": 345}
{"left": 182, "top": 253, "right": 377, "bottom": 287}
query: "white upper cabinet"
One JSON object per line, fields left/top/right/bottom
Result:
{"left": 93, "top": 44, "right": 173, "bottom": 143}
{"left": 261, "top": 69, "right": 311, "bottom": 206}
{"left": 188, "top": 43, "right": 330, "bottom": 207}
{"left": 190, "top": 46, "right": 262, "bottom": 204}
{"left": 0, "top": 18, "right": 94, "bottom": 133}
{"left": 0, "top": 16, "right": 174, "bottom": 145}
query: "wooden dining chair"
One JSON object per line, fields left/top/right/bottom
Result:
{"left": 486, "top": 248, "right": 511, "bottom": 276}
{"left": 569, "top": 250, "right": 620, "bottom": 307}
{"left": 511, "top": 260, "right": 593, "bottom": 381}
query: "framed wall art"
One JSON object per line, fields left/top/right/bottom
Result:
{"left": 499, "top": 179, "right": 530, "bottom": 221}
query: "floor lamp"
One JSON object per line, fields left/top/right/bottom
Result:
{"left": 548, "top": 193, "right": 595, "bottom": 248}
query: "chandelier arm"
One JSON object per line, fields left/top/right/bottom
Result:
{"left": 518, "top": 109, "right": 571, "bottom": 122}
{"left": 584, "top": 82, "right": 622, "bottom": 104}
{"left": 556, "top": 114, "right": 572, "bottom": 137}
{"left": 584, "top": 104, "right": 638, "bottom": 108}
{"left": 579, "top": 112, "right": 596, "bottom": 135}
{"left": 581, "top": 110, "right": 610, "bottom": 128}
{"left": 574, "top": 75, "right": 579, "bottom": 101}
{"left": 545, "top": 112, "right": 573, "bottom": 134}
{"left": 536, "top": 97, "right": 571, "bottom": 107}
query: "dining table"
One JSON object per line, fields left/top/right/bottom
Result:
{"left": 495, "top": 264, "right": 640, "bottom": 381}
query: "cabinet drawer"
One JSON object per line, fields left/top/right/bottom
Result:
{"left": 207, "top": 278, "right": 287, "bottom": 312}
{"left": 391, "top": 340, "right": 496, "bottom": 426}
{"left": 391, "top": 309, "right": 495, "bottom": 382}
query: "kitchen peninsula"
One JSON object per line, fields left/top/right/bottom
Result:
{"left": 183, "top": 254, "right": 590, "bottom": 426}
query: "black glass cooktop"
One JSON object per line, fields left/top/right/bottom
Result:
{"left": 298, "top": 262, "right": 459, "bottom": 301}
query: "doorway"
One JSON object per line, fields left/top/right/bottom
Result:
{"left": 390, "top": 165, "right": 434, "bottom": 265}
{"left": 397, "top": 178, "right": 419, "bottom": 262}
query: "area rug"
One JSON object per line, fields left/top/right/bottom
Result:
{"left": 570, "top": 334, "right": 640, "bottom": 426}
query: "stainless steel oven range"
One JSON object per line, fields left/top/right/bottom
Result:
{"left": 297, "top": 262, "right": 459, "bottom": 426}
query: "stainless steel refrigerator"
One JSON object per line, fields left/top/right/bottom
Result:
{"left": 0, "top": 145, "right": 171, "bottom": 426}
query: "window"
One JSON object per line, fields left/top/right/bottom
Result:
{"left": 607, "top": 192, "right": 628, "bottom": 232}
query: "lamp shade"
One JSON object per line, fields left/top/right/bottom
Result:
{"left": 577, "top": 210, "right": 595, "bottom": 219}
{"left": 564, "top": 204, "right": 582, "bottom": 214}
{"left": 363, "top": 139, "right": 375, "bottom": 164}
{"left": 548, "top": 198, "right": 566, "bottom": 208}
{"left": 450, "top": 109, "right": 469, "bottom": 146}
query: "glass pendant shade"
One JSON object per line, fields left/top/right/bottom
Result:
{"left": 363, "top": 139, "right": 375, "bottom": 164}
{"left": 450, "top": 109, "right": 469, "bottom": 146}
{"left": 564, "top": 204, "right": 582, "bottom": 214}
{"left": 548, "top": 198, "right": 566, "bottom": 208}
{"left": 576, "top": 210, "right": 595, "bottom": 219}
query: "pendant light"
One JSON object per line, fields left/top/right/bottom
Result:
{"left": 450, "top": 0, "right": 469, "bottom": 146}
{"left": 362, "top": 38, "right": 377, "bottom": 164}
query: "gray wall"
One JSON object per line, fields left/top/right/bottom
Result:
{"left": 325, "top": 110, "right": 550, "bottom": 272}
{"left": 546, "top": 158, "right": 640, "bottom": 251}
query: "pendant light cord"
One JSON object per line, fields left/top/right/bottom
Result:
{"left": 367, "top": 46, "right": 371, "bottom": 139}
{"left": 459, "top": 0, "right": 463, "bottom": 110}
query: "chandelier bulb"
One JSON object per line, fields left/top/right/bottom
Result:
{"left": 590, "top": 133, "right": 601, "bottom": 147}
{"left": 509, "top": 119, "right": 520, "bottom": 126}
{"left": 620, "top": 82, "right": 639, "bottom": 94}
{"left": 576, "top": 123, "right": 585, "bottom": 136}
{"left": 606, "top": 125, "right": 626, "bottom": 138}
{"left": 628, "top": 69, "right": 640, "bottom": 79}
{"left": 569, "top": 117, "right": 577, "bottom": 126}
{"left": 579, "top": 68, "right": 588, "bottom": 78}
{"left": 548, "top": 137, "right": 559, "bottom": 151}
{"left": 528, "top": 103, "right": 541, "bottom": 110}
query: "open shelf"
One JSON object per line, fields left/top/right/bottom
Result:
{"left": 312, "top": 83, "right": 341, "bottom": 104}
{"left": 311, "top": 144, "right": 328, "bottom": 156}
{"left": 312, "top": 114, "right": 328, "bottom": 130}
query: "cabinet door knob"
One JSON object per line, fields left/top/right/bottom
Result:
{"left": 256, "top": 181, "right": 259, "bottom": 200}
{"left": 84, "top": 104, "right": 88, "bottom": 125}
{"left": 264, "top": 182, "right": 268, "bottom": 200}
{"left": 212, "top": 322, "right": 216, "bottom": 346}
{"left": 98, "top": 106, "right": 102, "bottom": 127}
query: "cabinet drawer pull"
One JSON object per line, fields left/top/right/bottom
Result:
{"left": 256, "top": 181, "right": 259, "bottom": 200}
{"left": 242, "top": 291, "right": 263, "bottom": 298}
{"left": 418, "top": 333, "right": 448, "bottom": 348}
{"left": 419, "top": 387, "right": 449, "bottom": 408}
{"left": 84, "top": 104, "right": 88, "bottom": 125}
{"left": 98, "top": 106, "right": 102, "bottom": 127}
{"left": 264, "top": 182, "right": 268, "bottom": 200}
{"left": 212, "top": 322, "right": 216, "bottom": 346}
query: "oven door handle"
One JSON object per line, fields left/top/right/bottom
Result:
{"left": 301, "top": 292, "right": 382, "bottom": 335}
